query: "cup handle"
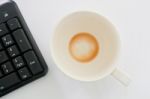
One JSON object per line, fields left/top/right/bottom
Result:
{"left": 111, "top": 67, "right": 131, "bottom": 86}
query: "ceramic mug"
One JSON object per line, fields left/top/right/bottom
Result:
{"left": 51, "top": 11, "right": 131, "bottom": 86}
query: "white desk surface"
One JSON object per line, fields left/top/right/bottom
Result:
{"left": 2, "top": 0, "right": 150, "bottom": 99}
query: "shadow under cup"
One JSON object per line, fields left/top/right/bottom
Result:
{"left": 51, "top": 11, "right": 120, "bottom": 81}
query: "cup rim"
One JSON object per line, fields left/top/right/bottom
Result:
{"left": 50, "top": 11, "right": 120, "bottom": 81}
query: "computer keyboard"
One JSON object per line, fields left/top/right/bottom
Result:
{"left": 0, "top": 0, "right": 48, "bottom": 97}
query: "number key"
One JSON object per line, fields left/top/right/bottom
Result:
{"left": 7, "top": 18, "right": 21, "bottom": 30}
{"left": 2, "top": 34, "right": 14, "bottom": 47}
{"left": 18, "top": 67, "right": 31, "bottom": 80}
{"left": 0, "top": 23, "right": 8, "bottom": 37}
{"left": 0, "top": 51, "right": 8, "bottom": 64}
{"left": 0, "top": 73, "right": 20, "bottom": 91}
{"left": 0, "top": 43, "right": 3, "bottom": 50}
{"left": 7, "top": 45, "right": 19, "bottom": 57}
{"left": 0, "top": 71, "right": 3, "bottom": 78}
{"left": 1, "top": 62, "right": 14, "bottom": 74}
{"left": 13, "top": 56, "right": 25, "bottom": 69}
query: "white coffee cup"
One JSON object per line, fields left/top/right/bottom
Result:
{"left": 51, "top": 11, "right": 131, "bottom": 86}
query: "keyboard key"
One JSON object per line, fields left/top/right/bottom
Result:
{"left": 0, "top": 24, "right": 8, "bottom": 37}
{"left": 2, "top": 34, "right": 14, "bottom": 47}
{"left": 1, "top": 62, "right": 14, "bottom": 74}
{"left": 0, "top": 73, "right": 20, "bottom": 91}
{"left": 0, "top": 51, "right": 8, "bottom": 64}
{"left": 0, "top": 12, "right": 10, "bottom": 23}
{"left": 13, "top": 56, "right": 25, "bottom": 69}
{"left": 7, "top": 18, "right": 21, "bottom": 30}
{"left": 0, "top": 5, "right": 17, "bottom": 23}
{"left": 0, "top": 43, "right": 3, "bottom": 50}
{"left": 0, "top": 71, "right": 3, "bottom": 78}
{"left": 13, "top": 29, "right": 32, "bottom": 52}
{"left": 24, "top": 51, "right": 43, "bottom": 75}
{"left": 7, "top": 45, "right": 19, "bottom": 57}
{"left": 18, "top": 67, "right": 31, "bottom": 80}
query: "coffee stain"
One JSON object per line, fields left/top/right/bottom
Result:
{"left": 69, "top": 32, "right": 99, "bottom": 63}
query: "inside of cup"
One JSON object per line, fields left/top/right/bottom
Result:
{"left": 51, "top": 11, "right": 120, "bottom": 81}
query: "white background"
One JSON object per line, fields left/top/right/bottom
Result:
{"left": 2, "top": 0, "right": 150, "bottom": 99}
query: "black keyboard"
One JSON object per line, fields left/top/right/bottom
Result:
{"left": 0, "top": 0, "right": 48, "bottom": 97}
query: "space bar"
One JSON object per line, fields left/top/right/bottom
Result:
{"left": 0, "top": 73, "right": 21, "bottom": 91}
